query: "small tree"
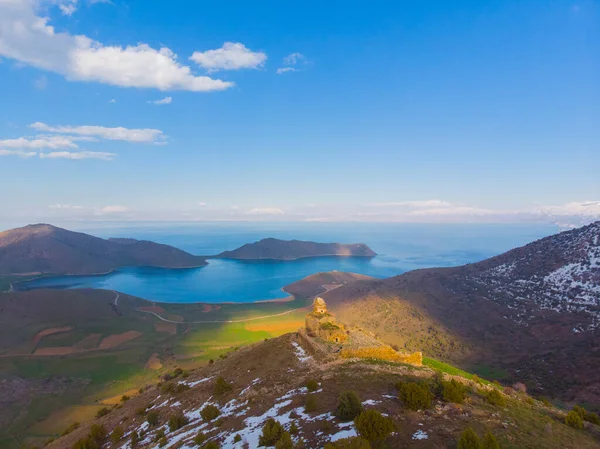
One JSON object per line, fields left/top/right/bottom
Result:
{"left": 214, "top": 376, "right": 232, "bottom": 395}
{"left": 565, "top": 410, "right": 584, "bottom": 429}
{"left": 289, "top": 422, "right": 299, "bottom": 435}
{"left": 306, "top": 379, "right": 319, "bottom": 392}
{"left": 442, "top": 380, "right": 466, "bottom": 404}
{"left": 110, "top": 426, "right": 124, "bottom": 443}
{"left": 233, "top": 434, "right": 242, "bottom": 443}
{"left": 336, "top": 391, "right": 363, "bottom": 421}
{"left": 397, "top": 382, "right": 433, "bottom": 410}
{"left": 259, "top": 418, "right": 285, "bottom": 446}
{"left": 130, "top": 431, "right": 140, "bottom": 447}
{"left": 275, "top": 431, "right": 294, "bottom": 449}
{"left": 324, "top": 437, "right": 372, "bottom": 449}
{"left": 147, "top": 410, "right": 160, "bottom": 427}
{"left": 89, "top": 424, "right": 107, "bottom": 443}
{"left": 354, "top": 410, "right": 394, "bottom": 446}
{"left": 193, "top": 431, "right": 207, "bottom": 446}
{"left": 95, "top": 407, "right": 110, "bottom": 418}
{"left": 201, "top": 404, "right": 221, "bottom": 421}
{"left": 586, "top": 411, "right": 600, "bottom": 425}
{"left": 572, "top": 405, "right": 586, "bottom": 419}
{"left": 168, "top": 413, "right": 189, "bottom": 431}
{"left": 305, "top": 394, "right": 319, "bottom": 413}
{"left": 483, "top": 432, "right": 499, "bottom": 449}
{"left": 457, "top": 427, "right": 483, "bottom": 449}
{"left": 202, "top": 442, "right": 220, "bottom": 449}
{"left": 484, "top": 389, "right": 506, "bottom": 407}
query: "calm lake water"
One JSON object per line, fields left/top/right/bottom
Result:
{"left": 15, "top": 222, "right": 556, "bottom": 303}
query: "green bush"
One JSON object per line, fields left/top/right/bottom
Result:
{"left": 121, "top": 395, "right": 130, "bottom": 402}
{"left": 72, "top": 438, "right": 99, "bottom": 449}
{"left": 336, "top": 391, "right": 363, "bottom": 421}
{"left": 572, "top": 405, "right": 586, "bottom": 418}
{"left": 130, "top": 431, "right": 140, "bottom": 446}
{"left": 457, "top": 427, "right": 483, "bottom": 449}
{"left": 215, "top": 417, "right": 226, "bottom": 427}
{"left": 201, "top": 404, "right": 221, "bottom": 421}
{"left": 484, "top": 389, "right": 506, "bottom": 407}
{"left": 289, "top": 422, "right": 299, "bottom": 435}
{"left": 95, "top": 407, "right": 110, "bottom": 418}
{"left": 585, "top": 411, "right": 600, "bottom": 425}
{"left": 483, "top": 432, "right": 499, "bottom": 449}
{"left": 136, "top": 407, "right": 147, "bottom": 416}
{"left": 354, "top": 410, "right": 394, "bottom": 445}
{"left": 565, "top": 410, "right": 584, "bottom": 429}
{"left": 305, "top": 394, "right": 319, "bottom": 413}
{"left": 193, "top": 431, "right": 207, "bottom": 445}
{"left": 168, "top": 413, "right": 189, "bottom": 431}
{"left": 233, "top": 434, "right": 242, "bottom": 443}
{"left": 202, "top": 442, "right": 220, "bottom": 449}
{"left": 442, "top": 380, "right": 466, "bottom": 404}
{"left": 306, "top": 379, "right": 319, "bottom": 392}
{"left": 154, "top": 429, "right": 165, "bottom": 442}
{"left": 110, "top": 426, "right": 124, "bottom": 443}
{"left": 275, "top": 431, "right": 294, "bottom": 449}
{"left": 324, "top": 437, "right": 372, "bottom": 449}
{"left": 158, "top": 436, "right": 168, "bottom": 447}
{"left": 397, "top": 382, "right": 432, "bottom": 410}
{"left": 214, "top": 376, "right": 232, "bottom": 395}
{"left": 147, "top": 410, "right": 160, "bottom": 427}
{"left": 89, "top": 424, "right": 107, "bottom": 442}
{"left": 259, "top": 418, "right": 285, "bottom": 446}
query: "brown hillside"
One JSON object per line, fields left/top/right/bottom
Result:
{"left": 0, "top": 224, "right": 207, "bottom": 275}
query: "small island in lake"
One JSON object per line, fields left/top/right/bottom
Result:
{"left": 215, "top": 238, "right": 377, "bottom": 261}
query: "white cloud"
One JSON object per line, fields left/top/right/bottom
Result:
{"left": 277, "top": 52, "right": 308, "bottom": 74}
{"left": 57, "top": 0, "right": 78, "bottom": 16}
{"left": 190, "top": 42, "right": 266, "bottom": 71}
{"left": 30, "top": 122, "right": 165, "bottom": 143}
{"left": 198, "top": 202, "right": 207, "bottom": 207}
{"left": 0, "top": 149, "right": 37, "bottom": 158}
{"left": 48, "top": 203, "right": 83, "bottom": 210}
{"left": 0, "top": 135, "right": 79, "bottom": 150}
{"left": 276, "top": 67, "right": 296, "bottom": 75}
{"left": 370, "top": 200, "right": 454, "bottom": 208}
{"left": 108, "top": 99, "right": 116, "bottom": 103}
{"left": 99, "top": 205, "right": 129, "bottom": 213}
{"left": 283, "top": 52, "right": 306, "bottom": 65}
{"left": 246, "top": 207, "right": 284, "bottom": 216}
{"left": 39, "top": 150, "right": 115, "bottom": 160}
{"left": 0, "top": 1, "right": 233, "bottom": 92}
{"left": 148, "top": 96, "right": 172, "bottom": 105}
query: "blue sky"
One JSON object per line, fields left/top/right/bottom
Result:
{"left": 0, "top": 0, "right": 598, "bottom": 224}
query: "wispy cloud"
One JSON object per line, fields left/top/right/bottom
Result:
{"left": 190, "top": 42, "right": 267, "bottom": 71}
{"left": 246, "top": 207, "right": 285, "bottom": 216}
{"left": 277, "top": 52, "right": 309, "bottom": 74}
{"left": 29, "top": 122, "right": 166, "bottom": 143}
{"left": 0, "top": 1, "right": 233, "bottom": 92}
{"left": 276, "top": 67, "right": 296, "bottom": 74}
{"left": 148, "top": 96, "right": 172, "bottom": 105}
{"left": 39, "top": 151, "right": 115, "bottom": 160}
{"left": 48, "top": 204, "right": 84, "bottom": 210}
{"left": 34, "top": 75, "right": 47, "bottom": 90}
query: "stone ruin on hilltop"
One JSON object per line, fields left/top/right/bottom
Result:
{"left": 303, "top": 297, "right": 422, "bottom": 366}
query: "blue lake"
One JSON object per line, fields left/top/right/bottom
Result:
{"left": 15, "top": 222, "right": 556, "bottom": 303}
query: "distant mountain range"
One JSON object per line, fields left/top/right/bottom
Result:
{"left": 216, "top": 238, "right": 377, "bottom": 260}
{"left": 0, "top": 224, "right": 207, "bottom": 275}
{"left": 322, "top": 220, "right": 600, "bottom": 404}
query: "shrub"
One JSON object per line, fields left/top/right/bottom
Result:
{"left": 442, "top": 380, "right": 466, "bottom": 404}
{"left": 397, "top": 382, "right": 432, "bottom": 410}
{"left": 121, "top": 395, "right": 130, "bottom": 402}
{"left": 62, "top": 422, "right": 80, "bottom": 436}
{"left": 201, "top": 404, "right": 221, "bottom": 421}
{"left": 158, "top": 436, "right": 168, "bottom": 447}
{"left": 193, "top": 431, "right": 207, "bottom": 445}
{"left": 354, "top": 410, "right": 394, "bottom": 445}
{"left": 130, "top": 431, "right": 140, "bottom": 446}
{"left": 324, "top": 437, "right": 372, "bottom": 449}
{"left": 161, "top": 382, "right": 176, "bottom": 394}
{"left": 147, "top": 410, "right": 160, "bottom": 427}
{"left": 175, "top": 383, "right": 191, "bottom": 394}
{"left": 540, "top": 397, "right": 552, "bottom": 407}
{"left": 168, "top": 413, "right": 189, "bottom": 431}
{"left": 136, "top": 407, "right": 147, "bottom": 416}
{"left": 472, "top": 375, "right": 482, "bottom": 385}
{"left": 259, "top": 418, "right": 285, "bottom": 446}
{"left": 110, "top": 426, "right": 124, "bottom": 443}
{"left": 585, "top": 411, "right": 600, "bottom": 425}
{"left": 214, "top": 376, "right": 232, "bottom": 395}
{"left": 484, "top": 389, "right": 506, "bottom": 407}
{"left": 95, "top": 407, "right": 110, "bottom": 418}
{"left": 306, "top": 379, "right": 319, "bottom": 392}
{"left": 289, "top": 421, "right": 299, "bottom": 435}
{"left": 565, "top": 410, "right": 584, "bottom": 429}
{"left": 483, "top": 432, "right": 499, "bottom": 449}
{"left": 215, "top": 417, "right": 226, "bottom": 427}
{"left": 73, "top": 438, "right": 99, "bottom": 449}
{"left": 275, "top": 431, "right": 294, "bottom": 449}
{"left": 457, "top": 427, "right": 483, "bottom": 449}
{"left": 202, "top": 442, "right": 220, "bottom": 449}
{"left": 89, "top": 424, "right": 107, "bottom": 442}
{"left": 572, "top": 405, "right": 586, "bottom": 419}
{"left": 336, "top": 391, "right": 363, "bottom": 421}
{"left": 233, "top": 434, "right": 242, "bottom": 443}
{"left": 305, "top": 394, "right": 319, "bottom": 413}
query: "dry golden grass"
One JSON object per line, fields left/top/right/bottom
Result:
{"left": 98, "top": 331, "right": 143, "bottom": 350}
{"left": 146, "top": 352, "right": 163, "bottom": 370}
{"left": 245, "top": 320, "right": 304, "bottom": 333}
{"left": 32, "top": 326, "right": 73, "bottom": 345}
{"left": 340, "top": 346, "right": 423, "bottom": 366}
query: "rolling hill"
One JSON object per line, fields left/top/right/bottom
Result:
{"left": 216, "top": 238, "right": 376, "bottom": 261}
{"left": 321, "top": 221, "right": 600, "bottom": 405}
{"left": 0, "top": 224, "right": 207, "bottom": 276}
